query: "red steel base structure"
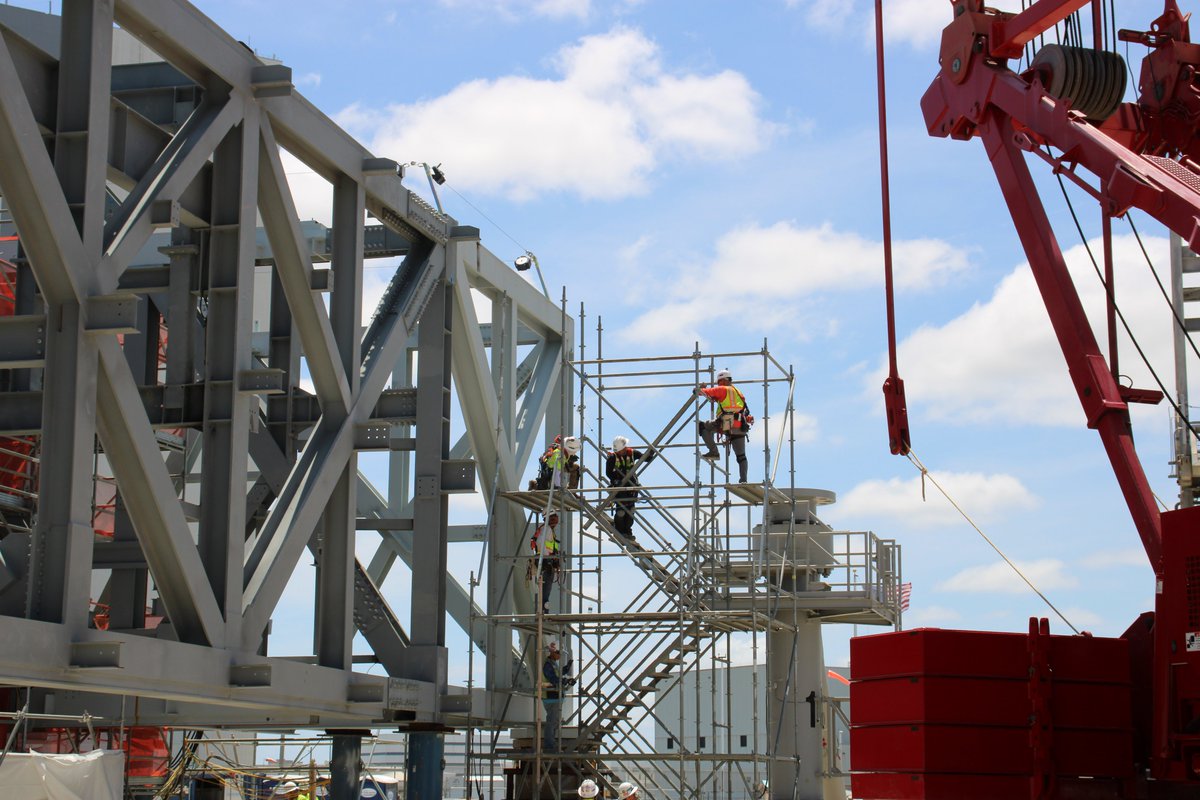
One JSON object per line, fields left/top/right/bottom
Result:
{"left": 850, "top": 621, "right": 1134, "bottom": 800}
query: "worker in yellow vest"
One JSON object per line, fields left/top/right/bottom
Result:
{"left": 695, "top": 368, "right": 752, "bottom": 483}
{"left": 533, "top": 435, "right": 581, "bottom": 491}
{"left": 530, "top": 512, "right": 562, "bottom": 613}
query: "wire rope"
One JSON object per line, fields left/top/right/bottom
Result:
{"left": 1053, "top": 174, "right": 1193, "bottom": 432}
{"left": 1124, "top": 213, "right": 1200, "bottom": 364}
{"left": 904, "top": 449, "right": 1079, "bottom": 634}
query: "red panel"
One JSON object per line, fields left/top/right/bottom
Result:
{"left": 852, "top": 628, "right": 1027, "bottom": 681}
{"left": 851, "top": 772, "right": 1030, "bottom": 800}
{"left": 852, "top": 724, "right": 1032, "bottom": 774}
{"left": 851, "top": 625, "right": 1135, "bottom": 789}
{"left": 851, "top": 676, "right": 1030, "bottom": 727}
{"left": 852, "top": 676, "right": 1131, "bottom": 729}
{"left": 851, "top": 772, "right": 1128, "bottom": 800}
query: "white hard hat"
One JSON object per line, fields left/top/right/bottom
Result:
{"left": 618, "top": 782, "right": 639, "bottom": 799}
{"left": 716, "top": 368, "right": 732, "bottom": 381}
{"left": 563, "top": 436, "right": 581, "bottom": 454}
{"left": 579, "top": 779, "right": 599, "bottom": 798}
{"left": 275, "top": 782, "right": 299, "bottom": 795}
{"left": 612, "top": 435, "right": 628, "bottom": 451}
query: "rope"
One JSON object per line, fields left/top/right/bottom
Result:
{"left": 904, "top": 449, "right": 1080, "bottom": 634}
{"left": 1125, "top": 213, "right": 1200, "bottom": 364}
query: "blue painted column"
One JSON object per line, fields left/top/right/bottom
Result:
{"left": 406, "top": 732, "right": 445, "bottom": 800}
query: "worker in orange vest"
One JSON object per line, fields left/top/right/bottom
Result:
{"left": 695, "top": 368, "right": 751, "bottom": 483}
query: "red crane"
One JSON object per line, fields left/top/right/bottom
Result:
{"left": 854, "top": 2, "right": 1200, "bottom": 797}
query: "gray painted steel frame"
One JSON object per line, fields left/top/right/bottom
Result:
{"left": 0, "top": 0, "right": 571, "bottom": 748}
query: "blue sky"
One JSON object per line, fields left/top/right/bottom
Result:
{"left": 75, "top": 0, "right": 1194, "bottom": 670}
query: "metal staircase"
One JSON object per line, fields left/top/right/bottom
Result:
{"left": 573, "top": 622, "right": 712, "bottom": 750}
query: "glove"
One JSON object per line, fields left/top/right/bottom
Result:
{"left": 564, "top": 677, "right": 577, "bottom": 688}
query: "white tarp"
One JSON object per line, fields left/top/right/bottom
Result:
{"left": 0, "top": 749, "right": 125, "bottom": 800}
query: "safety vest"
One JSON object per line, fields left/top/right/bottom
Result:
{"left": 532, "top": 525, "right": 559, "bottom": 556}
{"left": 542, "top": 445, "right": 566, "bottom": 470}
{"left": 719, "top": 385, "right": 745, "bottom": 413}
{"left": 612, "top": 450, "right": 636, "bottom": 472}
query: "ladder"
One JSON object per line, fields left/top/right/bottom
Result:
{"left": 1170, "top": 233, "right": 1200, "bottom": 506}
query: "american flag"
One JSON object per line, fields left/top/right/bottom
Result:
{"left": 888, "top": 581, "right": 912, "bottom": 611}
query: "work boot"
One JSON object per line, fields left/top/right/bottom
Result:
{"left": 700, "top": 450, "right": 719, "bottom": 461}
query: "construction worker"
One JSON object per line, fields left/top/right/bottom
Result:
{"left": 273, "top": 782, "right": 309, "bottom": 800}
{"left": 579, "top": 779, "right": 600, "bottom": 799}
{"left": 534, "top": 435, "right": 581, "bottom": 491}
{"left": 617, "top": 782, "right": 639, "bottom": 800}
{"left": 606, "top": 435, "right": 655, "bottom": 542}
{"left": 695, "top": 368, "right": 752, "bottom": 483}
{"left": 529, "top": 512, "right": 562, "bottom": 613}
{"left": 542, "top": 641, "right": 575, "bottom": 751}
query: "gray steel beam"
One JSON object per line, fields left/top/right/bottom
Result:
{"left": 411, "top": 276, "right": 451, "bottom": 666}
{"left": 96, "top": 338, "right": 225, "bottom": 647}
{"left": 460, "top": 239, "right": 561, "bottom": 339}
{"left": 446, "top": 252, "right": 533, "bottom": 698}
{"left": 25, "top": 0, "right": 112, "bottom": 629}
{"left": 241, "top": 247, "right": 446, "bottom": 652}
{"left": 514, "top": 341, "right": 563, "bottom": 473}
{"left": 0, "top": 386, "right": 417, "bottom": 435}
{"left": 105, "top": 297, "right": 155, "bottom": 631}
{"left": 0, "top": 616, "right": 436, "bottom": 719}
{"left": 0, "top": 20, "right": 92, "bottom": 304}
{"left": 493, "top": 294, "right": 517, "bottom": 452}
{"left": 162, "top": 240, "right": 198, "bottom": 397}
{"left": 197, "top": 107, "right": 258, "bottom": 649}
{"left": 316, "top": 174, "right": 364, "bottom": 671}
{"left": 331, "top": 735, "right": 363, "bottom": 800}
{"left": 359, "top": 475, "right": 491, "bottom": 658}
{"left": 28, "top": 301, "right": 97, "bottom": 628}
{"left": 0, "top": 314, "right": 46, "bottom": 367}
{"left": 101, "top": 94, "right": 243, "bottom": 288}
{"left": 257, "top": 118, "right": 352, "bottom": 414}
{"left": 55, "top": 0, "right": 112, "bottom": 256}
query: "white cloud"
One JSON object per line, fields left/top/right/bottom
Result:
{"left": 296, "top": 72, "right": 322, "bottom": 88}
{"left": 904, "top": 604, "right": 961, "bottom": 627}
{"left": 878, "top": 234, "right": 1172, "bottom": 427}
{"left": 623, "top": 221, "right": 967, "bottom": 348}
{"left": 794, "top": 412, "right": 819, "bottom": 443}
{"left": 337, "top": 28, "right": 771, "bottom": 201}
{"left": 939, "top": 558, "right": 1077, "bottom": 594}
{"left": 838, "top": 470, "right": 1038, "bottom": 527}
{"left": 882, "top": 0, "right": 953, "bottom": 49}
{"left": 784, "top": 0, "right": 949, "bottom": 49}
{"left": 1060, "top": 606, "right": 1105, "bottom": 632}
{"left": 618, "top": 234, "right": 652, "bottom": 265}
{"left": 438, "top": 0, "right": 591, "bottom": 20}
{"left": 1081, "top": 547, "right": 1149, "bottom": 569}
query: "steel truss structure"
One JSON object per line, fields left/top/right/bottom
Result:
{"left": 0, "top": 1, "right": 573, "bottom": 794}
{"left": 466, "top": 329, "right": 902, "bottom": 800}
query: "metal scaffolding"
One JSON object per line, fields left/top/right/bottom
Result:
{"left": 465, "top": 311, "right": 903, "bottom": 800}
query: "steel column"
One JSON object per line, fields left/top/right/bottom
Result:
{"left": 26, "top": 0, "right": 113, "bottom": 628}
{"left": 406, "top": 732, "right": 445, "bottom": 800}
{"left": 316, "top": 174, "right": 364, "bottom": 670}
{"left": 330, "top": 734, "right": 363, "bottom": 800}
{"left": 198, "top": 106, "right": 258, "bottom": 647}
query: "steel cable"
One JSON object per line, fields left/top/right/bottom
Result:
{"left": 904, "top": 449, "right": 1079, "bottom": 634}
